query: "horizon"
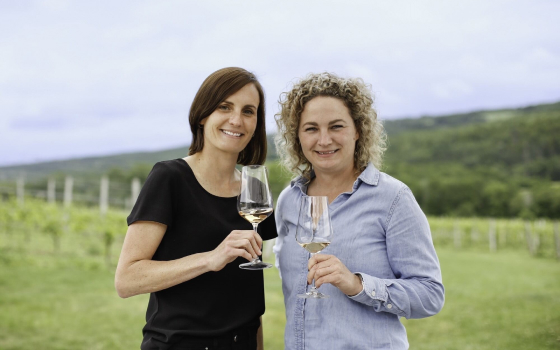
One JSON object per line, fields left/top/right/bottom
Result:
{"left": 3, "top": 1, "right": 559, "bottom": 167}
{"left": 2, "top": 97, "right": 558, "bottom": 169}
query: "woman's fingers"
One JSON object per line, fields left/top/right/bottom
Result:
{"left": 229, "top": 230, "right": 262, "bottom": 258}
{"left": 211, "top": 230, "right": 265, "bottom": 271}
{"left": 314, "top": 265, "right": 344, "bottom": 288}
{"left": 232, "top": 247, "right": 254, "bottom": 262}
{"left": 314, "top": 261, "right": 363, "bottom": 295}
{"left": 210, "top": 230, "right": 264, "bottom": 271}
{"left": 307, "top": 259, "right": 338, "bottom": 285}
{"left": 248, "top": 233, "right": 262, "bottom": 257}
{"left": 306, "top": 255, "right": 362, "bottom": 294}
{"left": 308, "top": 253, "right": 333, "bottom": 270}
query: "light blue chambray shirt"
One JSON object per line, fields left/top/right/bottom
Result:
{"left": 273, "top": 163, "right": 444, "bottom": 350}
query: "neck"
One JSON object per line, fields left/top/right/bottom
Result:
{"left": 308, "top": 166, "right": 359, "bottom": 202}
{"left": 186, "top": 148, "right": 239, "bottom": 187}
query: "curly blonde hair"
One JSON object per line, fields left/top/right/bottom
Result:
{"left": 274, "top": 72, "right": 386, "bottom": 179}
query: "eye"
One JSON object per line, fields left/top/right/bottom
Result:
{"left": 243, "top": 108, "right": 256, "bottom": 115}
{"left": 218, "top": 105, "right": 230, "bottom": 111}
{"left": 331, "top": 124, "right": 344, "bottom": 130}
{"left": 304, "top": 127, "right": 318, "bottom": 132}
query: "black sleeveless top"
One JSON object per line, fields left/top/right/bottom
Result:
{"left": 127, "top": 159, "right": 277, "bottom": 350}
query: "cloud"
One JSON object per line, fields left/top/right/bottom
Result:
{"left": 0, "top": 0, "right": 559, "bottom": 165}
{"left": 432, "top": 80, "right": 474, "bottom": 99}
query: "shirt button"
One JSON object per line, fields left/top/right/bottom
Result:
{"left": 234, "top": 335, "right": 237, "bottom": 342}
{"left": 387, "top": 303, "right": 393, "bottom": 309}
{"left": 371, "top": 290, "right": 376, "bottom": 297}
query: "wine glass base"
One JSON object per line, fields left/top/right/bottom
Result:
{"left": 297, "top": 291, "right": 329, "bottom": 299}
{"left": 239, "top": 261, "right": 273, "bottom": 270}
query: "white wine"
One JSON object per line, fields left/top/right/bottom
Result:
{"left": 298, "top": 241, "right": 330, "bottom": 254}
{"left": 239, "top": 208, "right": 273, "bottom": 224}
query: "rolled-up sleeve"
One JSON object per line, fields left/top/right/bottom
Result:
{"left": 349, "top": 187, "right": 445, "bottom": 319}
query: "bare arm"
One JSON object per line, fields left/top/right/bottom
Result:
{"left": 115, "top": 221, "right": 262, "bottom": 298}
{"left": 257, "top": 316, "right": 263, "bottom": 350}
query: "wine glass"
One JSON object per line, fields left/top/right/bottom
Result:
{"left": 296, "top": 196, "right": 333, "bottom": 298}
{"left": 237, "top": 165, "right": 274, "bottom": 270}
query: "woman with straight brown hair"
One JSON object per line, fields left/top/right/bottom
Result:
{"left": 115, "top": 67, "right": 277, "bottom": 350}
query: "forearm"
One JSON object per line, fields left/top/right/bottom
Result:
{"left": 257, "top": 316, "right": 263, "bottom": 350}
{"left": 349, "top": 273, "right": 444, "bottom": 319}
{"left": 115, "top": 251, "right": 212, "bottom": 298}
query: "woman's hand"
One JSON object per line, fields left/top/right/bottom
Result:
{"left": 307, "top": 254, "right": 363, "bottom": 296}
{"left": 207, "top": 230, "right": 263, "bottom": 272}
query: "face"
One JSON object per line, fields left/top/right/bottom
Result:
{"left": 298, "top": 96, "right": 359, "bottom": 175}
{"left": 200, "top": 83, "right": 260, "bottom": 156}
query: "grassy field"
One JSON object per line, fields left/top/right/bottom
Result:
{"left": 0, "top": 244, "right": 559, "bottom": 349}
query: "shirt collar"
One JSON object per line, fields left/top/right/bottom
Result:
{"left": 290, "top": 163, "right": 380, "bottom": 192}
{"left": 357, "top": 163, "right": 380, "bottom": 186}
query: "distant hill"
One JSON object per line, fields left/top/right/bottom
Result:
{"left": 2, "top": 100, "right": 559, "bottom": 218}
{"left": 383, "top": 101, "right": 560, "bottom": 135}
{"left": 1, "top": 101, "right": 558, "bottom": 181}
{"left": 0, "top": 135, "right": 278, "bottom": 181}
{"left": 0, "top": 146, "right": 188, "bottom": 181}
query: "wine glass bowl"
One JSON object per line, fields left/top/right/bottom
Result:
{"left": 237, "top": 165, "right": 274, "bottom": 270}
{"left": 296, "top": 196, "right": 333, "bottom": 298}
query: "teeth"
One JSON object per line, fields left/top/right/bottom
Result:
{"left": 222, "top": 130, "right": 242, "bottom": 137}
{"left": 317, "top": 150, "right": 336, "bottom": 154}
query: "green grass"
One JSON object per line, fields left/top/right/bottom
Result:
{"left": 403, "top": 248, "right": 560, "bottom": 350}
{"left": 0, "top": 246, "right": 559, "bottom": 349}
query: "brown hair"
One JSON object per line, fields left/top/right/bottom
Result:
{"left": 188, "top": 67, "right": 267, "bottom": 165}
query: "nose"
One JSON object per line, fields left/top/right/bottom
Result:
{"left": 229, "top": 110, "right": 242, "bottom": 127}
{"left": 317, "top": 130, "right": 332, "bottom": 146}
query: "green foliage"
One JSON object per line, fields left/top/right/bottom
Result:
{"left": 1, "top": 199, "right": 559, "bottom": 349}
{"left": 2, "top": 100, "right": 559, "bottom": 218}
{"left": 265, "top": 161, "right": 293, "bottom": 203}
{"left": 382, "top": 104, "right": 560, "bottom": 218}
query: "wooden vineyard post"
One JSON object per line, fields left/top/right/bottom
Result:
{"left": 47, "top": 178, "right": 56, "bottom": 204}
{"left": 488, "top": 219, "right": 497, "bottom": 252}
{"left": 99, "top": 176, "right": 109, "bottom": 216}
{"left": 16, "top": 175, "right": 25, "bottom": 206}
{"left": 63, "top": 176, "right": 73, "bottom": 208}
{"left": 131, "top": 177, "right": 141, "bottom": 209}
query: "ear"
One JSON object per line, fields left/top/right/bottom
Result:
{"left": 200, "top": 117, "right": 207, "bottom": 126}
{"left": 354, "top": 130, "right": 359, "bottom": 141}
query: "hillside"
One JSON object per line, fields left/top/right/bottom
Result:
{"left": 2, "top": 100, "right": 559, "bottom": 218}
{"left": 0, "top": 135, "right": 279, "bottom": 181}
{"left": 383, "top": 101, "right": 560, "bottom": 134}
{"left": 3, "top": 101, "right": 558, "bottom": 180}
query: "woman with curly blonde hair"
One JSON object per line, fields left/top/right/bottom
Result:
{"left": 273, "top": 72, "right": 444, "bottom": 350}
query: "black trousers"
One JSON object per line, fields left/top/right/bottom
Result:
{"left": 169, "top": 319, "right": 259, "bottom": 350}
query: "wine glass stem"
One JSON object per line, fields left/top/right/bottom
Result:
{"left": 251, "top": 223, "right": 261, "bottom": 264}
{"left": 310, "top": 253, "right": 318, "bottom": 291}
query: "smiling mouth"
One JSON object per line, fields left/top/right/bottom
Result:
{"left": 315, "top": 150, "right": 338, "bottom": 155}
{"left": 221, "top": 129, "right": 243, "bottom": 137}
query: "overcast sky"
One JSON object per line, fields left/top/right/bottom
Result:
{"left": 1, "top": 0, "right": 559, "bottom": 166}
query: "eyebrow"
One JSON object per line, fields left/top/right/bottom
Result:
{"left": 301, "top": 119, "right": 348, "bottom": 127}
{"left": 222, "top": 100, "right": 258, "bottom": 110}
